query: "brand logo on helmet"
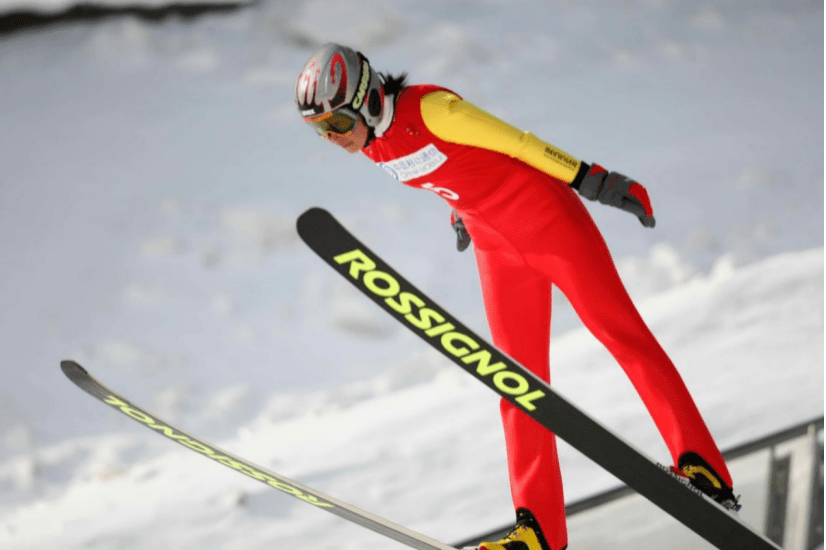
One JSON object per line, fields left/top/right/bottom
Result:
{"left": 328, "top": 52, "right": 348, "bottom": 109}
{"left": 296, "top": 52, "right": 349, "bottom": 114}
{"left": 351, "top": 60, "right": 371, "bottom": 111}
{"left": 296, "top": 57, "right": 322, "bottom": 111}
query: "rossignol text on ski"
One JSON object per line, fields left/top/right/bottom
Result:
{"left": 60, "top": 360, "right": 454, "bottom": 550}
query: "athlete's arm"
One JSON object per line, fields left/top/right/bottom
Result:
{"left": 420, "top": 91, "right": 655, "bottom": 227}
{"left": 419, "top": 90, "right": 587, "bottom": 185}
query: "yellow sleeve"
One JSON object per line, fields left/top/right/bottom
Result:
{"left": 420, "top": 90, "right": 582, "bottom": 184}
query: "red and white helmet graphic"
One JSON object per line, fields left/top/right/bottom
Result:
{"left": 295, "top": 43, "right": 385, "bottom": 128}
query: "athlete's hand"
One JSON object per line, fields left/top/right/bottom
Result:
{"left": 577, "top": 163, "right": 656, "bottom": 228}
{"left": 451, "top": 209, "right": 471, "bottom": 252}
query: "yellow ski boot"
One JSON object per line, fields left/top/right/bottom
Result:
{"left": 465, "top": 510, "right": 556, "bottom": 550}
{"left": 676, "top": 452, "right": 741, "bottom": 511}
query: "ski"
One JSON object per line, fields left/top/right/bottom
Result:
{"left": 60, "top": 360, "right": 455, "bottom": 550}
{"left": 296, "top": 207, "right": 781, "bottom": 550}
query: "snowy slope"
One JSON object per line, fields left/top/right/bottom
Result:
{"left": 1, "top": 248, "right": 822, "bottom": 549}
{"left": 0, "top": 0, "right": 822, "bottom": 548}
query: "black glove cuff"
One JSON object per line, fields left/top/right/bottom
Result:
{"left": 570, "top": 162, "right": 590, "bottom": 191}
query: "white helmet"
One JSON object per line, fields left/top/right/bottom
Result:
{"left": 296, "top": 43, "right": 385, "bottom": 134}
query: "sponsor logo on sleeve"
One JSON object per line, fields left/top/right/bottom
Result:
{"left": 544, "top": 146, "right": 578, "bottom": 170}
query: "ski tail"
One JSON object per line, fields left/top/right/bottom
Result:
{"left": 60, "top": 360, "right": 455, "bottom": 550}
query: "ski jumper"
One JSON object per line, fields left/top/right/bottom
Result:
{"left": 362, "top": 85, "right": 732, "bottom": 550}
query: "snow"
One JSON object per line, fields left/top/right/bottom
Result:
{"left": 0, "top": 0, "right": 822, "bottom": 548}
{"left": 0, "top": 0, "right": 248, "bottom": 14}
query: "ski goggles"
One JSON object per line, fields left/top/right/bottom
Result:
{"left": 304, "top": 108, "right": 359, "bottom": 136}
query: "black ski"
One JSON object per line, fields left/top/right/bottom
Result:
{"left": 296, "top": 207, "right": 780, "bottom": 550}
{"left": 60, "top": 360, "right": 455, "bottom": 550}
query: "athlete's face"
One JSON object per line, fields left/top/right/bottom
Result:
{"left": 323, "top": 115, "right": 369, "bottom": 153}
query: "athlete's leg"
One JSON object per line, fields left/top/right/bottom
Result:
{"left": 469, "top": 219, "right": 568, "bottom": 550}
{"left": 533, "top": 191, "right": 732, "bottom": 487}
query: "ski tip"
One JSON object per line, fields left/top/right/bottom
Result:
{"left": 60, "top": 359, "right": 87, "bottom": 379}
{"left": 296, "top": 207, "right": 332, "bottom": 236}
{"left": 300, "top": 206, "right": 328, "bottom": 216}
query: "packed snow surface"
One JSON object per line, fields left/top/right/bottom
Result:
{"left": 0, "top": 0, "right": 822, "bottom": 548}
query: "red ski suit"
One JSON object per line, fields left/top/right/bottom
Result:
{"left": 362, "top": 85, "right": 731, "bottom": 550}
